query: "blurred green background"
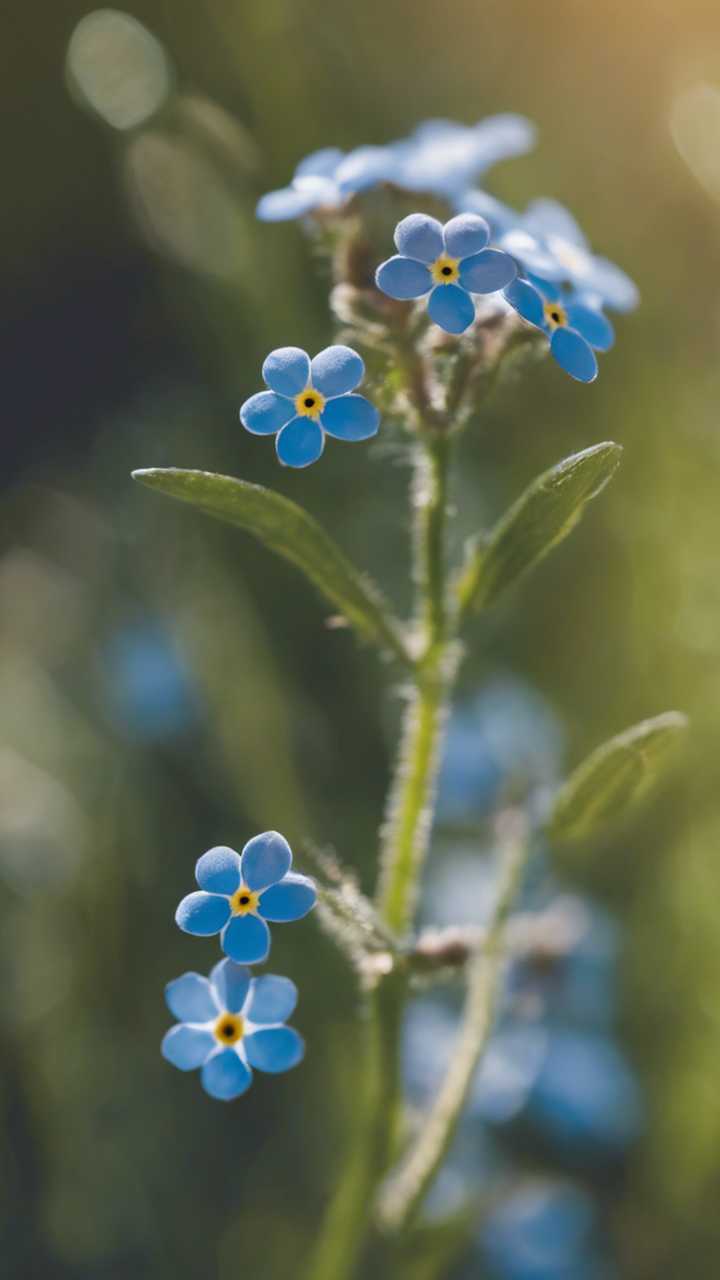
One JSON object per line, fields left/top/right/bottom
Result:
{"left": 2, "top": 1, "right": 720, "bottom": 1276}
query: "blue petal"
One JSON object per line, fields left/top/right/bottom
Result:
{"left": 551, "top": 328, "right": 598, "bottom": 383}
{"left": 321, "top": 394, "right": 379, "bottom": 442}
{"left": 443, "top": 213, "right": 489, "bottom": 259}
{"left": 162, "top": 1024, "right": 215, "bottom": 1071}
{"left": 262, "top": 347, "right": 311, "bottom": 397}
{"left": 295, "top": 147, "right": 344, "bottom": 179}
{"left": 201, "top": 1048, "right": 252, "bottom": 1100}
{"left": 565, "top": 303, "right": 615, "bottom": 352}
{"left": 210, "top": 959, "right": 252, "bottom": 1014}
{"left": 526, "top": 273, "right": 561, "bottom": 301}
{"left": 394, "top": 214, "right": 445, "bottom": 263}
{"left": 456, "top": 189, "right": 518, "bottom": 236}
{"left": 244, "top": 1026, "right": 304, "bottom": 1073}
{"left": 524, "top": 198, "right": 588, "bottom": 248}
{"left": 427, "top": 283, "right": 475, "bottom": 334}
{"left": 584, "top": 257, "right": 639, "bottom": 313}
{"left": 276, "top": 417, "right": 325, "bottom": 468}
{"left": 256, "top": 179, "right": 335, "bottom": 222}
{"left": 195, "top": 845, "right": 242, "bottom": 894}
{"left": 259, "top": 872, "right": 317, "bottom": 921}
{"left": 336, "top": 145, "right": 395, "bottom": 194}
{"left": 241, "top": 830, "right": 292, "bottom": 890}
{"left": 471, "top": 113, "right": 537, "bottom": 167}
{"left": 504, "top": 278, "right": 545, "bottom": 327}
{"left": 375, "top": 255, "right": 431, "bottom": 300}
{"left": 175, "top": 891, "right": 230, "bottom": 937}
{"left": 245, "top": 974, "right": 298, "bottom": 1025}
{"left": 165, "top": 973, "right": 218, "bottom": 1022}
{"left": 240, "top": 391, "right": 295, "bottom": 436}
{"left": 459, "top": 248, "right": 516, "bottom": 294}
{"left": 501, "top": 229, "right": 565, "bottom": 281}
{"left": 311, "top": 345, "right": 364, "bottom": 398}
{"left": 221, "top": 913, "right": 271, "bottom": 964}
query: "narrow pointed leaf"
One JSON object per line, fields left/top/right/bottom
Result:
{"left": 132, "top": 468, "right": 410, "bottom": 664}
{"left": 456, "top": 442, "right": 622, "bottom": 613}
{"left": 548, "top": 711, "right": 689, "bottom": 843}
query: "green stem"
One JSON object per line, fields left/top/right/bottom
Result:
{"left": 376, "top": 812, "right": 531, "bottom": 1232}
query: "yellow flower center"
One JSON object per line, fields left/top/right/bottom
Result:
{"left": 543, "top": 300, "right": 568, "bottom": 330}
{"left": 430, "top": 254, "right": 460, "bottom": 285}
{"left": 294, "top": 387, "right": 326, "bottom": 418}
{"left": 214, "top": 1012, "right": 244, "bottom": 1044}
{"left": 230, "top": 885, "right": 260, "bottom": 916}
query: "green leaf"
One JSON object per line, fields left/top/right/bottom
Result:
{"left": 132, "top": 468, "right": 410, "bottom": 665}
{"left": 548, "top": 711, "right": 689, "bottom": 843}
{"left": 456, "top": 441, "right": 622, "bottom": 613}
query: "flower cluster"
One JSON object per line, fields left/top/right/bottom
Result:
{"left": 163, "top": 831, "right": 316, "bottom": 1099}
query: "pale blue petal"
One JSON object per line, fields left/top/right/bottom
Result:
{"left": 259, "top": 872, "right": 317, "bottom": 921}
{"left": 310, "top": 345, "right": 364, "bottom": 398}
{"left": 459, "top": 248, "right": 516, "bottom": 294}
{"left": 221, "top": 913, "right": 271, "bottom": 964}
{"left": 256, "top": 178, "right": 335, "bottom": 222}
{"left": 375, "top": 255, "right": 431, "bottom": 300}
{"left": 565, "top": 303, "right": 615, "bottom": 352}
{"left": 527, "top": 273, "right": 561, "bottom": 301}
{"left": 276, "top": 417, "right": 324, "bottom": 468}
{"left": 336, "top": 145, "right": 395, "bottom": 193}
{"left": 427, "top": 283, "right": 475, "bottom": 334}
{"left": 321, "top": 394, "right": 379, "bottom": 442}
{"left": 244, "top": 1026, "right": 305, "bottom": 1073}
{"left": 262, "top": 347, "right": 311, "bottom": 397}
{"left": 162, "top": 1024, "right": 215, "bottom": 1071}
{"left": 456, "top": 189, "right": 518, "bottom": 236}
{"left": 501, "top": 229, "right": 565, "bottom": 281}
{"left": 240, "top": 391, "right": 295, "bottom": 436}
{"left": 175, "top": 891, "right": 230, "bottom": 937}
{"left": 201, "top": 1047, "right": 252, "bottom": 1100}
{"left": 551, "top": 328, "right": 598, "bottom": 383}
{"left": 394, "top": 213, "right": 445, "bottom": 263}
{"left": 524, "top": 198, "right": 588, "bottom": 248}
{"left": 245, "top": 974, "right": 298, "bottom": 1025}
{"left": 504, "top": 279, "right": 545, "bottom": 327}
{"left": 210, "top": 959, "right": 252, "bottom": 1014}
{"left": 295, "top": 147, "right": 344, "bottom": 179}
{"left": 471, "top": 114, "right": 538, "bottom": 168}
{"left": 443, "top": 213, "right": 489, "bottom": 259}
{"left": 585, "top": 257, "right": 639, "bottom": 313}
{"left": 241, "top": 831, "right": 293, "bottom": 890}
{"left": 165, "top": 973, "right": 218, "bottom": 1022}
{"left": 195, "top": 845, "right": 242, "bottom": 894}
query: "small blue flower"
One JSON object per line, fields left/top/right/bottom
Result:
{"left": 375, "top": 213, "right": 517, "bottom": 335}
{"left": 175, "top": 831, "right": 317, "bottom": 964}
{"left": 256, "top": 144, "right": 398, "bottom": 221}
{"left": 240, "top": 344, "right": 380, "bottom": 468}
{"left": 504, "top": 275, "right": 614, "bottom": 383}
{"left": 161, "top": 959, "right": 305, "bottom": 1100}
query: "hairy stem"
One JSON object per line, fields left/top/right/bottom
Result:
{"left": 376, "top": 811, "right": 530, "bottom": 1232}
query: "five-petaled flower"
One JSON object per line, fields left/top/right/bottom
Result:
{"left": 162, "top": 959, "right": 304, "bottom": 1100}
{"left": 175, "top": 831, "right": 317, "bottom": 965}
{"left": 375, "top": 213, "right": 517, "bottom": 335}
{"left": 504, "top": 275, "right": 615, "bottom": 383}
{"left": 240, "top": 345, "right": 380, "bottom": 468}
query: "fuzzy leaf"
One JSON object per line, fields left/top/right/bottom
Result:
{"left": 457, "top": 442, "right": 622, "bottom": 612}
{"left": 548, "top": 711, "right": 689, "bottom": 843}
{"left": 132, "top": 468, "right": 410, "bottom": 664}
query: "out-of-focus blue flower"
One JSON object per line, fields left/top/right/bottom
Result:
{"left": 479, "top": 1180, "right": 613, "bottom": 1280}
{"left": 175, "top": 831, "right": 317, "bottom": 965}
{"left": 240, "top": 344, "right": 380, "bottom": 468}
{"left": 515, "top": 896, "right": 620, "bottom": 1031}
{"left": 103, "top": 623, "right": 199, "bottom": 741}
{"left": 437, "top": 677, "right": 565, "bottom": 823}
{"left": 376, "top": 212, "right": 516, "bottom": 334}
{"left": 162, "top": 958, "right": 304, "bottom": 1100}
{"left": 504, "top": 275, "right": 614, "bottom": 383}
{"left": 256, "top": 115, "right": 536, "bottom": 221}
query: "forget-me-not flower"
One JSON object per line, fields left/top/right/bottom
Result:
{"left": 240, "top": 344, "right": 380, "bottom": 468}
{"left": 256, "top": 144, "right": 398, "bottom": 221}
{"left": 162, "top": 958, "right": 304, "bottom": 1100}
{"left": 504, "top": 275, "right": 614, "bottom": 383}
{"left": 375, "top": 212, "right": 517, "bottom": 334}
{"left": 175, "top": 831, "right": 317, "bottom": 964}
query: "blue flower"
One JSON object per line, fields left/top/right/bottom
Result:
{"left": 398, "top": 114, "right": 536, "bottom": 198}
{"left": 375, "top": 213, "right": 517, "bottom": 335}
{"left": 161, "top": 959, "right": 305, "bottom": 1100}
{"left": 240, "top": 344, "right": 380, "bottom": 468}
{"left": 175, "top": 831, "right": 317, "bottom": 964}
{"left": 504, "top": 275, "right": 615, "bottom": 383}
{"left": 256, "top": 144, "right": 398, "bottom": 221}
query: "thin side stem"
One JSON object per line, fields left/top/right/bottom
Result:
{"left": 376, "top": 811, "right": 531, "bottom": 1232}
